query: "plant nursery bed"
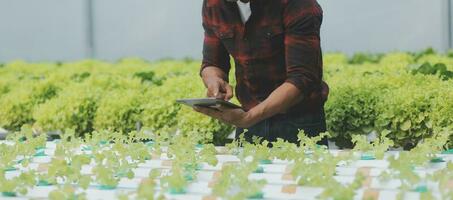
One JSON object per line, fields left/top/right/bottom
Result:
{"left": 1, "top": 126, "right": 453, "bottom": 200}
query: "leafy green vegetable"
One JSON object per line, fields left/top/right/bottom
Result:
{"left": 94, "top": 88, "right": 144, "bottom": 133}
{"left": 352, "top": 130, "right": 394, "bottom": 159}
{"left": 348, "top": 52, "right": 383, "bottom": 64}
{"left": 33, "top": 83, "right": 99, "bottom": 136}
{"left": 133, "top": 71, "right": 163, "bottom": 85}
{"left": 211, "top": 161, "right": 266, "bottom": 200}
{"left": 0, "top": 170, "right": 36, "bottom": 196}
{"left": 410, "top": 62, "right": 453, "bottom": 80}
{"left": 0, "top": 51, "right": 452, "bottom": 146}
{"left": 0, "top": 81, "right": 59, "bottom": 131}
{"left": 48, "top": 184, "right": 87, "bottom": 200}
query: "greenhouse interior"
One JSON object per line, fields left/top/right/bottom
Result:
{"left": 1, "top": 0, "right": 453, "bottom": 200}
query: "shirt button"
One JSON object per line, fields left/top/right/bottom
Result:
{"left": 266, "top": 32, "right": 272, "bottom": 38}
{"left": 245, "top": 61, "right": 249, "bottom": 65}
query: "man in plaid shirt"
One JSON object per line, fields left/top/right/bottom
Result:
{"left": 195, "top": 0, "right": 329, "bottom": 145}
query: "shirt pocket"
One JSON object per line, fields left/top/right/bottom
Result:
{"left": 213, "top": 28, "right": 235, "bottom": 53}
{"left": 264, "top": 25, "right": 284, "bottom": 39}
{"left": 255, "top": 25, "right": 285, "bottom": 57}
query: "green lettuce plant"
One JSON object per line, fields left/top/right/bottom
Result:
{"left": 375, "top": 77, "right": 442, "bottom": 149}
{"left": 137, "top": 169, "right": 164, "bottom": 200}
{"left": 0, "top": 81, "right": 59, "bottom": 131}
{"left": 325, "top": 72, "right": 386, "bottom": 147}
{"left": 270, "top": 138, "right": 300, "bottom": 161}
{"left": 318, "top": 175, "right": 365, "bottom": 200}
{"left": 348, "top": 52, "right": 383, "bottom": 64}
{"left": 380, "top": 131, "right": 450, "bottom": 197}
{"left": 118, "top": 169, "right": 165, "bottom": 200}
{"left": 1, "top": 126, "right": 47, "bottom": 171}
{"left": 0, "top": 170, "right": 36, "bottom": 197}
{"left": 211, "top": 161, "right": 266, "bottom": 200}
{"left": 429, "top": 162, "right": 453, "bottom": 199}
{"left": 94, "top": 88, "right": 145, "bottom": 133}
{"left": 40, "top": 129, "right": 91, "bottom": 188}
{"left": 241, "top": 136, "right": 272, "bottom": 163}
{"left": 163, "top": 134, "right": 200, "bottom": 193}
{"left": 91, "top": 143, "right": 136, "bottom": 189}
{"left": 352, "top": 129, "right": 394, "bottom": 159}
{"left": 33, "top": 83, "right": 99, "bottom": 136}
{"left": 48, "top": 184, "right": 87, "bottom": 200}
{"left": 198, "top": 143, "right": 219, "bottom": 166}
{"left": 410, "top": 62, "right": 453, "bottom": 80}
{"left": 291, "top": 131, "right": 343, "bottom": 186}
{"left": 161, "top": 165, "right": 189, "bottom": 194}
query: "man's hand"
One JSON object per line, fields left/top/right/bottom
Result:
{"left": 204, "top": 77, "right": 233, "bottom": 100}
{"left": 201, "top": 67, "right": 233, "bottom": 100}
{"left": 196, "top": 82, "right": 304, "bottom": 128}
{"left": 193, "top": 106, "right": 257, "bottom": 128}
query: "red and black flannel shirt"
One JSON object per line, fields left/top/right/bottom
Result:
{"left": 201, "top": 0, "right": 328, "bottom": 114}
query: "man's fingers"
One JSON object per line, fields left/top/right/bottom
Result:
{"left": 207, "top": 87, "right": 219, "bottom": 98}
{"left": 224, "top": 83, "right": 234, "bottom": 100}
{"left": 194, "top": 106, "right": 222, "bottom": 118}
{"left": 207, "top": 82, "right": 220, "bottom": 98}
{"left": 216, "top": 93, "right": 226, "bottom": 99}
{"left": 217, "top": 105, "right": 236, "bottom": 112}
{"left": 194, "top": 106, "right": 232, "bottom": 124}
{"left": 208, "top": 86, "right": 227, "bottom": 99}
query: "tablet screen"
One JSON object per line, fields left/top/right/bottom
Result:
{"left": 176, "top": 98, "right": 242, "bottom": 109}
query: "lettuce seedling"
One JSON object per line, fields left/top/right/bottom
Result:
{"left": 92, "top": 165, "right": 120, "bottom": 189}
{"left": 352, "top": 130, "right": 394, "bottom": 159}
{"left": 199, "top": 143, "right": 218, "bottom": 166}
{"left": 40, "top": 129, "right": 92, "bottom": 187}
{"left": 240, "top": 136, "right": 272, "bottom": 163}
{"left": 91, "top": 148, "right": 135, "bottom": 189}
{"left": 48, "top": 184, "right": 87, "bottom": 200}
{"left": 0, "top": 170, "right": 36, "bottom": 196}
{"left": 212, "top": 161, "right": 266, "bottom": 200}
{"left": 161, "top": 165, "right": 188, "bottom": 194}
{"left": 270, "top": 138, "right": 300, "bottom": 161}
{"left": 225, "top": 133, "right": 246, "bottom": 155}
{"left": 162, "top": 134, "right": 203, "bottom": 193}
{"left": 134, "top": 169, "right": 165, "bottom": 200}
{"left": 291, "top": 151, "right": 338, "bottom": 187}
{"left": 318, "top": 174, "right": 365, "bottom": 200}
{"left": 429, "top": 162, "right": 453, "bottom": 199}
{"left": 298, "top": 131, "right": 330, "bottom": 152}
{"left": 381, "top": 131, "right": 450, "bottom": 195}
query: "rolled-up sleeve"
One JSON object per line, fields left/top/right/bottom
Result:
{"left": 283, "top": 0, "right": 323, "bottom": 96}
{"left": 200, "top": 0, "right": 231, "bottom": 81}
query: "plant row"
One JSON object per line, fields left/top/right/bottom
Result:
{"left": 324, "top": 50, "right": 453, "bottom": 148}
{"left": 0, "top": 126, "right": 452, "bottom": 199}
{"left": 0, "top": 59, "right": 232, "bottom": 144}
{"left": 0, "top": 50, "right": 452, "bottom": 146}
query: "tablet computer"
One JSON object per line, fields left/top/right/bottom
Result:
{"left": 176, "top": 98, "right": 242, "bottom": 110}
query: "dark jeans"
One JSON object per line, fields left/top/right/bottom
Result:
{"left": 236, "top": 110, "right": 328, "bottom": 146}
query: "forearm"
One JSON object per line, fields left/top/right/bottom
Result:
{"left": 247, "top": 82, "right": 303, "bottom": 124}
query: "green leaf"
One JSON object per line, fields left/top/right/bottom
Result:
{"left": 400, "top": 120, "right": 412, "bottom": 131}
